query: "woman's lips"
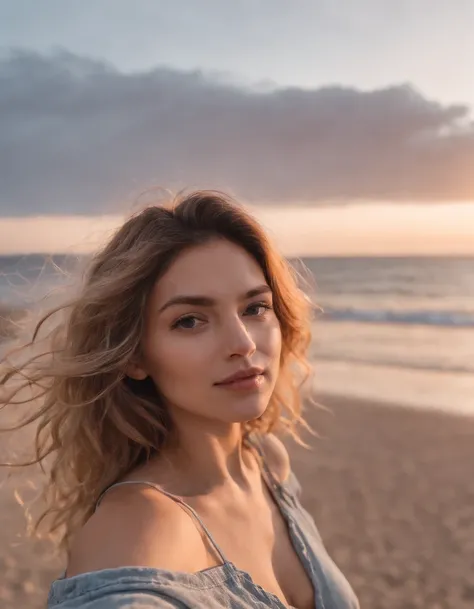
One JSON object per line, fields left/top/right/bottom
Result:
{"left": 215, "top": 373, "right": 265, "bottom": 391}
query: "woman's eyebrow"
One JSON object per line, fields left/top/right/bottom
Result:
{"left": 158, "top": 284, "right": 272, "bottom": 314}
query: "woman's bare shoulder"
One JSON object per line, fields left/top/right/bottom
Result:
{"left": 258, "top": 433, "right": 291, "bottom": 483}
{"left": 66, "top": 485, "right": 209, "bottom": 577}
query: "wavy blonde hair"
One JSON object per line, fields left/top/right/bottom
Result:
{"left": 0, "top": 190, "right": 315, "bottom": 554}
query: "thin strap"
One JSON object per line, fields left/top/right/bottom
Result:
{"left": 95, "top": 480, "right": 228, "bottom": 564}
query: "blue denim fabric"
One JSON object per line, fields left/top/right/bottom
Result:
{"left": 47, "top": 439, "right": 360, "bottom": 609}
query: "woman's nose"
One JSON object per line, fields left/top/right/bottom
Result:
{"left": 224, "top": 317, "right": 257, "bottom": 358}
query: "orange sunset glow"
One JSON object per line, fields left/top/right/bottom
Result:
{"left": 1, "top": 202, "right": 473, "bottom": 257}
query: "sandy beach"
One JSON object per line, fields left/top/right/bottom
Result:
{"left": 1, "top": 395, "right": 474, "bottom": 609}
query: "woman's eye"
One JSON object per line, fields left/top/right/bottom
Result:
{"left": 245, "top": 302, "right": 273, "bottom": 316}
{"left": 172, "top": 316, "right": 202, "bottom": 330}
{"left": 171, "top": 303, "right": 272, "bottom": 329}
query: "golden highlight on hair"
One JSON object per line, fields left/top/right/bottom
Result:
{"left": 0, "top": 190, "right": 315, "bottom": 554}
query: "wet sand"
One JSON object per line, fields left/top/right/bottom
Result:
{"left": 1, "top": 395, "right": 474, "bottom": 608}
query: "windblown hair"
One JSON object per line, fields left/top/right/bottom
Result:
{"left": 0, "top": 190, "right": 314, "bottom": 554}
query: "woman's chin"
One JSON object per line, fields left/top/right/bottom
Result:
{"left": 227, "top": 397, "right": 269, "bottom": 423}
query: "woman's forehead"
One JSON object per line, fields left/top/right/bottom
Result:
{"left": 152, "top": 241, "right": 266, "bottom": 303}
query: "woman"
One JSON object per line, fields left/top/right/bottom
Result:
{"left": 1, "top": 191, "right": 359, "bottom": 609}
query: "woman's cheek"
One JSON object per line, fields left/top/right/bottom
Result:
{"left": 266, "top": 319, "right": 282, "bottom": 355}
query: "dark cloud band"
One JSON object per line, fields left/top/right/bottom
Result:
{"left": 1, "top": 49, "right": 473, "bottom": 216}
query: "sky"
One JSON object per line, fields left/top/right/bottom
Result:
{"left": 1, "top": 0, "right": 474, "bottom": 255}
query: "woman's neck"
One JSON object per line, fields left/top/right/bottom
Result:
{"left": 148, "top": 416, "right": 255, "bottom": 495}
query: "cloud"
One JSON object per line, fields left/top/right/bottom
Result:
{"left": 1, "top": 48, "right": 474, "bottom": 216}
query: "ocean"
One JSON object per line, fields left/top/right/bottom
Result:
{"left": 1, "top": 254, "right": 473, "bottom": 415}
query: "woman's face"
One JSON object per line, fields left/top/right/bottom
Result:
{"left": 133, "top": 239, "right": 282, "bottom": 426}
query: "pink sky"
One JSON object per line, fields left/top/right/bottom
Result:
{"left": 1, "top": 202, "right": 474, "bottom": 257}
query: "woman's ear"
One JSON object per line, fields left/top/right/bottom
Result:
{"left": 124, "top": 359, "right": 148, "bottom": 381}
